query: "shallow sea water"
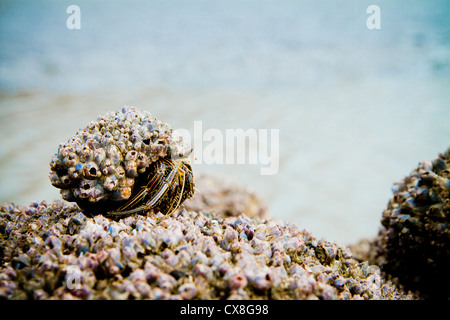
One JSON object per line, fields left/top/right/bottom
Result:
{"left": 0, "top": 0, "right": 449, "bottom": 245}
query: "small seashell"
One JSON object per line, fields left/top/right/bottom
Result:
{"left": 63, "top": 152, "right": 79, "bottom": 167}
{"left": 94, "top": 148, "right": 106, "bottom": 165}
{"left": 83, "top": 162, "right": 100, "bottom": 179}
{"left": 125, "top": 150, "right": 138, "bottom": 161}
{"left": 178, "top": 283, "right": 197, "bottom": 299}
{"left": 80, "top": 145, "right": 93, "bottom": 162}
{"left": 125, "top": 160, "right": 138, "bottom": 178}
{"left": 157, "top": 274, "right": 176, "bottom": 292}
{"left": 134, "top": 280, "right": 151, "bottom": 298}
{"left": 223, "top": 226, "right": 238, "bottom": 243}
{"left": 229, "top": 272, "right": 248, "bottom": 290}
{"left": 136, "top": 152, "right": 150, "bottom": 171}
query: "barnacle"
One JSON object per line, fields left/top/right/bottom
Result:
{"left": 49, "top": 106, "right": 194, "bottom": 219}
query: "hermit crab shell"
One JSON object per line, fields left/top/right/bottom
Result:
{"left": 49, "top": 106, "right": 192, "bottom": 215}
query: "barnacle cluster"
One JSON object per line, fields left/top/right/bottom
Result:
{"left": 0, "top": 199, "right": 415, "bottom": 300}
{"left": 360, "top": 147, "right": 450, "bottom": 299}
{"left": 49, "top": 106, "right": 191, "bottom": 215}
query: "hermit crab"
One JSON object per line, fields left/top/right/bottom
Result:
{"left": 49, "top": 106, "right": 194, "bottom": 220}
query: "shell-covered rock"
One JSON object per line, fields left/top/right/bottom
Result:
{"left": 49, "top": 106, "right": 191, "bottom": 215}
{"left": 0, "top": 200, "right": 416, "bottom": 300}
{"left": 368, "top": 147, "right": 450, "bottom": 299}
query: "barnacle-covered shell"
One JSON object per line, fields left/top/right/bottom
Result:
{"left": 49, "top": 106, "right": 192, "bottom": 215}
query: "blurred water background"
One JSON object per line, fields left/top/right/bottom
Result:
{"left": 0, "top": 0, "right": 449, "bottom": 245}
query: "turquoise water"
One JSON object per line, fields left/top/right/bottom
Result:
{"left": 1, "top": 0, "right": 449, "bottom": 244}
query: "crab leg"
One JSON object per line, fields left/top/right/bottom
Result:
{"left": 106, "top": 160, "right": 178, "bottom": 218}
{"left": 156, "top": 163, "right": 186, "bottom": 224}
{"left": 113, "top": 160, "right": 166, "bottom": 212}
